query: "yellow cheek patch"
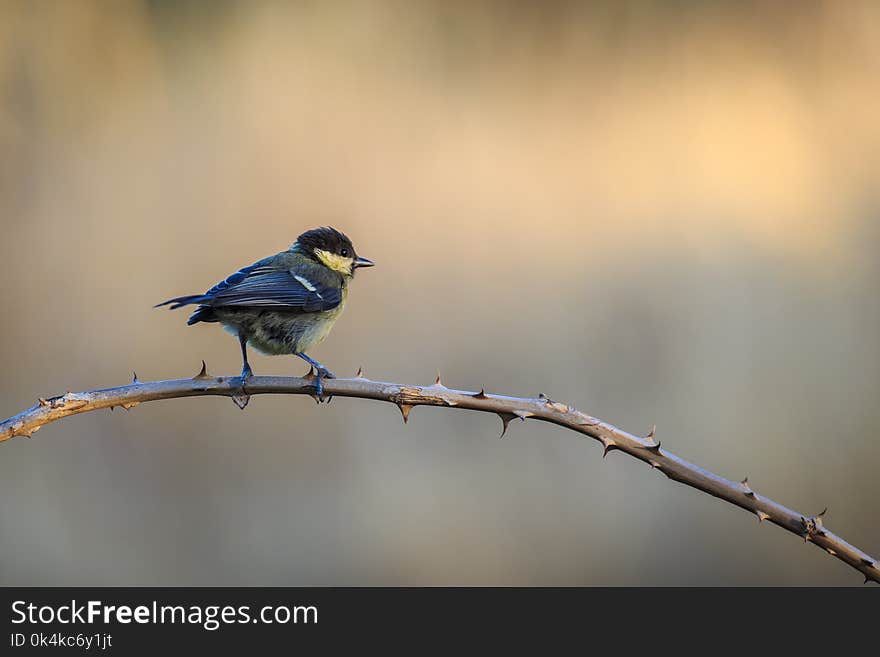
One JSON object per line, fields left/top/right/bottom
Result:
{"left": 315, "top": 249, "right": 354, "bottom": 275}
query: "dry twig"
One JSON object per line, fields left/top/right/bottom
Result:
{"left": 1, "top": 365, "right": 877, "bottom": 584}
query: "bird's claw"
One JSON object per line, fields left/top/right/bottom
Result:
{"left": 298, "top": 354, "right": 334, "bottom": 403}
{"left": 314, "top": 368, "right": 334, "bottom": 403}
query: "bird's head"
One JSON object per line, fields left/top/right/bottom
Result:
{"left": 293, "top": 226, "right": 374, "bottom": 277}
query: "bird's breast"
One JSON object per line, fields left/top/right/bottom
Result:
{"left": 220, "top": 287, "right": 348, "bottom": 356}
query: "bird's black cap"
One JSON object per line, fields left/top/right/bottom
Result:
{"left": 296, "top": 226, "right": 355, "bottom": 258}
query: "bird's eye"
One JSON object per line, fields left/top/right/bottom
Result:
{"left": 340, "top": 248, "right": 349, "bottom": 257}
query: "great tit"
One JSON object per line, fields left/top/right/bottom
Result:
{"left": 156, "top": 227, "right": 374, "bottom": 400}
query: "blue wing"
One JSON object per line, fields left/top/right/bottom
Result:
{"left": 201, "top": 258, "right": 273, "bottom": 299}
{"left": 156, "top": 256, "right": 342, "bottom": 325}
{"left": 210, "top": 271, "right": 341, "bottom": 311}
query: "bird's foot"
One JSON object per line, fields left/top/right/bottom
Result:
{"left": 313, "top": 367, "right": 335, "bottom": 403}
{"left": 297, "top": 354, "right": 334, "bottom": 403}
{"left": 304, "top": 366, "right": 335, "bottom": 403}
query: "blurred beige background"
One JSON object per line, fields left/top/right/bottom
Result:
{"left": 1, "top": 0, "right": 878, "bottom": 585}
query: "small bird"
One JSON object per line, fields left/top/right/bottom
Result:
{"left": 156, "top": 227, "right": 374, "bottom": 401}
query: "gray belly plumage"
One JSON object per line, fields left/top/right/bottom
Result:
{"left": 216, "top": 298, "right": 346, "bottom": 356}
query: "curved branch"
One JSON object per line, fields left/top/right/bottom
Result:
{"left": 1, "top": 365, "right": 877, "bottom": 584}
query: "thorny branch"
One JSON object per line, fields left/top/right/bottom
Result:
{"left": 1, "top": 363, "right": 877, "bottom": 584}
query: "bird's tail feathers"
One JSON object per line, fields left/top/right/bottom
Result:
{"left": 186, "top": 306, "right": 217, "bottom": 325}
{"left": 154, "top": 294, "right": 209, "bottom": 310}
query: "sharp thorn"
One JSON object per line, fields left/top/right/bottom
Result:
{"left": 755, "top": 510, "right": 770, "bottom": 523}
{"left": 740, "top": 478, "right": 756, "bottom": 498}
{"left": 601, "top": 437, "right": 616, "bottom": 458}
{"left": 434, "top": 371, "right": 445, "bottom": 387}
{"left": 193, "top": 360, "right": 210, "bottom": 380}
{"left": 817, "top": 507, "right": 828, "bottom": 519}
{"left": 231, "top": 391, "right": 250, "bottom": 410}
{"left": 398, "top": 403, "right": 413, "bottom": 424}
{"left": 132, "top": 371, "right": 139, "bottom": 384}
{"left": 38, "top": 397, "right": 49, "bottom": 407}
{"left": 472, "top": 389, "right": 488, "bottom": 399}
{"left": 498, "top": 412, "right": 516, "bottom": 438}
{"left": 642, "top": 425, "right": 660, "bottom": 451}
{"left": 356, "top": 366, "right": 365, "bottom": 379}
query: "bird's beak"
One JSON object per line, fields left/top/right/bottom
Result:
{"left": 354, "top": 256, "right": 375, "bottom": 268}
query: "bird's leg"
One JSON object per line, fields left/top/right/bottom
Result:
{"left": 239, "top": 333, "right": 254, "bottom": 380}
{"left": 230, "top": 332, "right": 253, "bottom": 410}
{"left": 295, "top": 353, "right": 335, "bottom": 402}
